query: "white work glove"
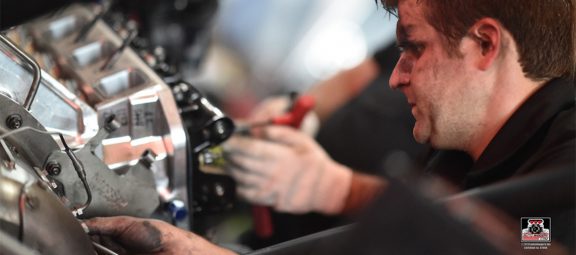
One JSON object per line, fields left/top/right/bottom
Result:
{"left": 249, "top": 96, "right": 320, "bottom": 137}
{"left": 223, "top": 126, "right": 352, "bottom": 215}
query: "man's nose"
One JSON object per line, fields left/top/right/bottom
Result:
{"left": 389, "top": 57, "right": 411, "bottom": 89}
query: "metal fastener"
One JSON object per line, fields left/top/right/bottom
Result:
{"left": 6, "top": 114, "right": 22, "bottom": 129}
{"left": 46, "top": 161, "right": 62, "bottom": 176}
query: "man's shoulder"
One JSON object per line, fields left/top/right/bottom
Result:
{"left": 526, "top": 103, "right": 575, "bottom": 169}
{"left": 535, "top": 87, "right": 575, "bottom": 152}
{"left": 547, "top": 102, "right": 575, "bottom": 138}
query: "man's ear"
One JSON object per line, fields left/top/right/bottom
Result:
{"left": 468, "top": 18, "right": 502, "bottom": 70}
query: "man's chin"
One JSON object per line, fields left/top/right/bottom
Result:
{"left": 412, "top": 128, "right": 430, "bottom": 145}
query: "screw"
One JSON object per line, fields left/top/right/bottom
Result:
{"left": 6, "top": 114, "right": 22, "bottom": 129}
{"left": 46, "top": 161, "right": 62, "bottom": 176}
{"left": 140, "top": 150, "right": 156, "bottom": 168}
{"left": 104, "top": 114, "right": 121, "bottom": 132}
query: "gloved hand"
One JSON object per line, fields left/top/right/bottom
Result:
{"left": 248, "top": 96, "right": 291, "bottom": 123}
{"left": 84, "top": 216, "right": 236, "bottom": 255}
{"left": 248, "top": 95, "right": 320, "bottom": 136}
{"left": 223, "top": 126, "right": 352, "bottom": 215}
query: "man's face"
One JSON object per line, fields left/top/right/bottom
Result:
{"left": 389, "top": 0, "right": 489, "bottom": 150}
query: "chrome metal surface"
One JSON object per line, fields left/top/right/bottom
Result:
{"left": 0, "top": 230, "right": 40, "bottom": 255}
{"left": 21, "top": 181, "right": 96, "bottom": 255}
{"left": 27, "top": 4, "right": 188, "bottom": 199}
{"left": 0, "top": 94, "right": 60, "bottom": 169}
{"left": 0, "top": 25, "right": 162, "bottom": 253}
{"left": 1, "top": 1, "right": 237, "bottom": 250}
{"left": 0, "top": 176, "right": 22, "bottom": 237}
{"left": 46, "top": 124, "right": 160, "bottom": 217}
{"left": 0, "top": 35, "right": 40, "bottom": 110}
{"left": 0, "top": 176, "right": 95, "bottom": 255}
{"left": 30, "top": 71, "right": 99, "bottom": 147}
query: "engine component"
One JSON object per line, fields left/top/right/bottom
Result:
{"left": 0, "top": 41, "right": 97, "bottom": 253}
{"left": 0, "top": 1, "right": 236, "bottom": 253}
{"left": 20, "top": 3, "right": 188, "bottom": 209}
{"left": 1, "top": 34, "right": 160, "bottom": 217}
{"left": 109, "top": 0, "right": 218, "bottom": 73}
{"left": 0, "top": 177, "right": 96, "bottom": 255}
{"left": 173, "top": 81, "right": 236, "bottom": 231}
{"left": 44, "top": 117, "right": 160, "bottom": 217}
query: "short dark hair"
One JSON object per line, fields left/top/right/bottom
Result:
{"left": 380, "top": 0, "right": 575, "bottom": 80}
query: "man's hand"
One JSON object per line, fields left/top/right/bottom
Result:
{"left": 224, "top": 126, "right": 352, "bottom": 215}
{"left": 248, "top": 96, "right": 291, "bottom": 123}
{"left": 84, "top": 216, "right": 236, "bottom": 255}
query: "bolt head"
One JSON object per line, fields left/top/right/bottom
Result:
{"left": 6, "top": 114, "right": 22, "bottom": 129}
{"left": 46, "top": 162, "right": 62, "bottom": 176}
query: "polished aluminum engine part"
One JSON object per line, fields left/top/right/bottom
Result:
{"left": 30, "top": 71, "right": 99, "bottom": 148}
{"left": 0, "top": 177, "right": 96, "bottom": 255}
{"left": 0, "top": 230, "right": 40, "bottom": 255}
{"left": 0, "top": 62, "right": 155, "bottom": 255}
{"left": 0, "top": 80, "right": 159, "bottom": 217}
{"left": 45, "top": 120, "right": 160, "bottom": 217}
{"left": 0, "top": 34, "right": 160, "bottom": 217}
{"left": 0, "top": 85, "right": 96, "bottom": 253}
{"left": 0, "top": 31, "right": 162, "bottom": 254}
{"left": 1, "top": 4, "right": 237, "bottom": 249}
{"left": 0, "top": 34, "right": 97, "bottom": 149}
{"left": 25, "top": 3, "right": 188, "bottom": 200}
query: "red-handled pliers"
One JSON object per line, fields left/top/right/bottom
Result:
{"left": 251, "top": 95, "right": 315, "bottom": 238}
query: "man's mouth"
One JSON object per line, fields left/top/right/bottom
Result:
{"left": 409, "top": 103, "right": 418, "bottom": 117}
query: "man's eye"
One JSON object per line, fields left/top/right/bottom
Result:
{"left": 396, "top": 43, "right": 410, "bottom": 53}
{"left": 414, "top": 44, "right": 424, "bottom": 54}
{"left": 396, "top": 42, "right": 407, "bottom": 50}
{"left": 397, "top": 42, "right": 423, "bottom": 56}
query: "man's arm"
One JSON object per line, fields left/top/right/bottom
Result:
{"left": 307, "top": 58, "right": 380, "bottom": 122}
{"left": 340, "top": 172, "right": 388, "bottom": 215}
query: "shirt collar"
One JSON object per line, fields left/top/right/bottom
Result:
{"left": 471, "top": 77, "right": 575, "bottom": 173}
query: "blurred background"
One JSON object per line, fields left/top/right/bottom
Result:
{"left": 181, "top": 0, "right": 399, "bottom": 246}
{"left": 187, "top": 0, "right": 397, "bottom": 118}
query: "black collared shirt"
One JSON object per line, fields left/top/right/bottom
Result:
{"left": 427, "top": 77, "right": 575, "bottom": 189}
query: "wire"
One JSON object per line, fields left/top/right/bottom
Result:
{"left": 0, "top": 126, "right": 92, "bottom": 216}
{"left": 92, "top": 242, "right": 119, "bottom": 255}
{"left": 59, "top": 133, "right": 91, "bottom": 216}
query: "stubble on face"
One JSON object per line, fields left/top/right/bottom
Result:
{"left": 396, "top": 0, "right": 489, "bottom": 151}
{"left": 426, "top": 49, "right": 490, "bottom": 151}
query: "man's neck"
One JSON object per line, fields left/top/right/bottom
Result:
{"left": 468, "top": 64, "right": 546, "bottom": 160}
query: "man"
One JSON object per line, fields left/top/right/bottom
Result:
{"left": 85, "top": 0, "right": 575, "bottom": 253}
{"left": 222, "top": 0, "right": 575, "bottom": 214}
